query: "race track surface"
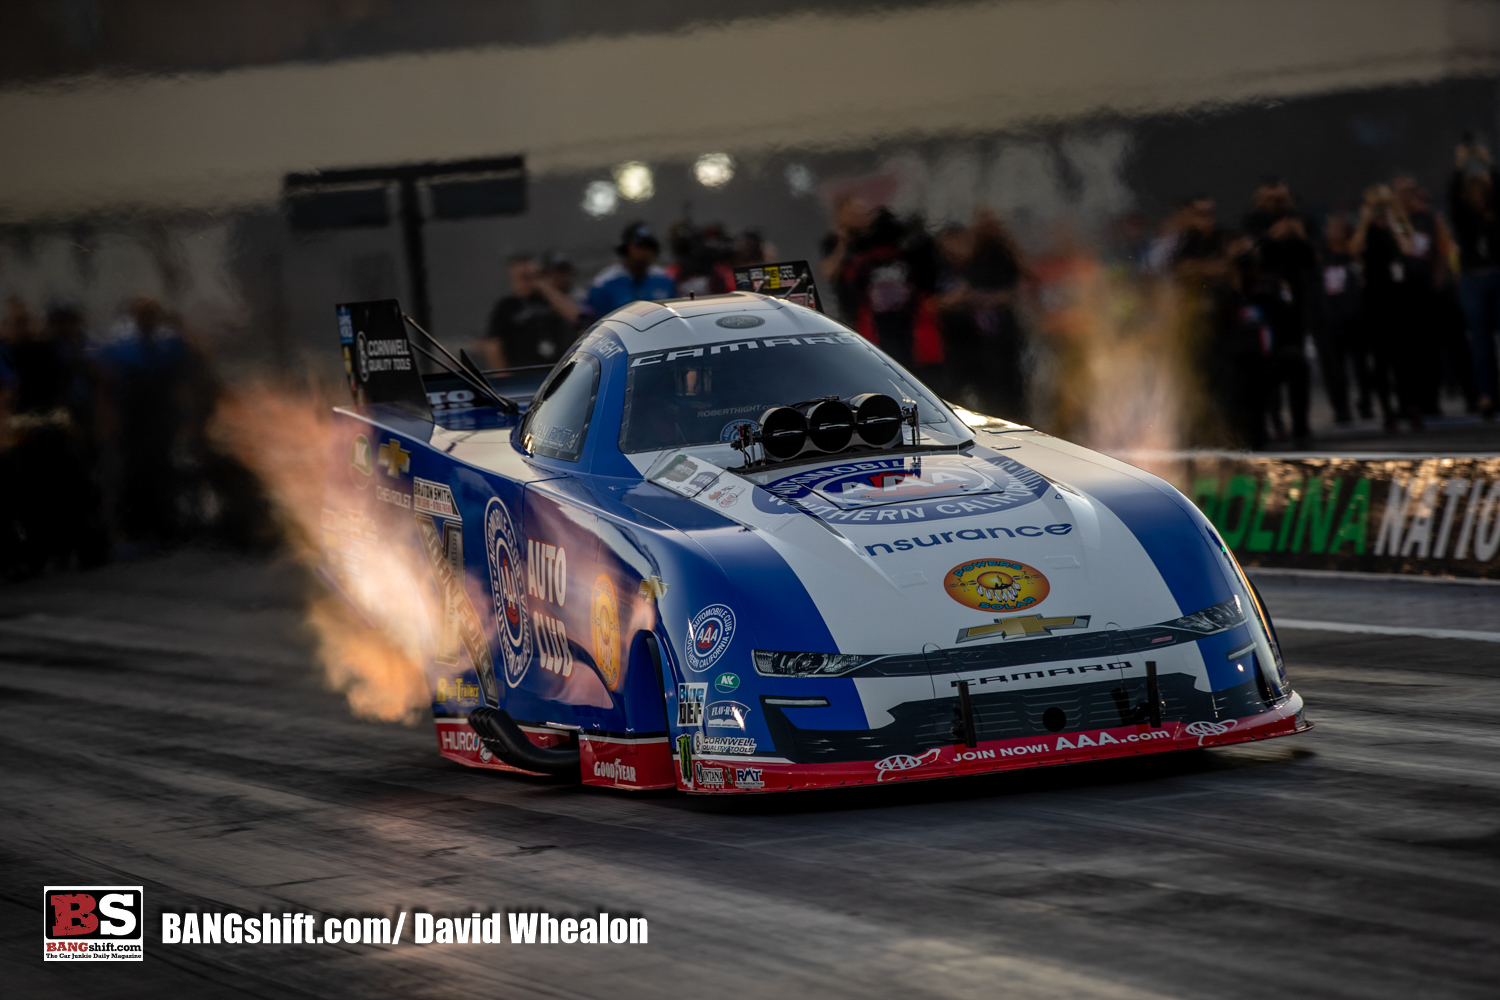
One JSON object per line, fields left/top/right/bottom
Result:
{"left": 2, "top": 553, "right": 1497, "bottom": 999}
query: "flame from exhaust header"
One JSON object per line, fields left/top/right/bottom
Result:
{"left": 211, "top": 383, "right": 432, "bottom": 723}
{"left": 1029, "top": 256, "right": 1197, "bottom": 482}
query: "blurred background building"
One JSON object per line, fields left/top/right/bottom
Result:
{"left": 2, "top": 0, "right": 1500, "bottom": 378}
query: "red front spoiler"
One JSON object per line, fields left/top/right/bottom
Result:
{"left": 434, "top": 694, "right": 1310, "bottom": 794}
{"left": 679, "top": 693, "right": 1310, "bottom": 794}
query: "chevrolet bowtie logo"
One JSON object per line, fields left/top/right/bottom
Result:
{"left": 956, "top": 614, "right": 1091, "bottom": 644}
{"left": 377, "top": 437, "right": 410, "bottom": 478}
{"left": 638, "top": 576, "right": 669, "bottom": 602}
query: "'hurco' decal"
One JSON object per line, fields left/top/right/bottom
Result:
{"left": 944, "top": 559, "right": 1050, "bottom": 612}
{"left": 752, "top": 454, "right": 1048, "bottom": 522}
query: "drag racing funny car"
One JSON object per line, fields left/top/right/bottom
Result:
{"left": 319, "top": 264, "right": 1309, "bottom": 794}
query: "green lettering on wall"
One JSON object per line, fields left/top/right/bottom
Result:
{"left": 1328, "top": 478, "right": 1371, "bottom": 555}
{"left": 1292, "top": 477, "right": 1344, "bottom": 553}
{"left": 1275, "top": 478, "right": 1304, "bottom": 552}
{"left": 1245, "top": 478, "right": 1278, "bottom": 552}
{"left": 1219, "top": 475, "right": 1258, "bottom": 549}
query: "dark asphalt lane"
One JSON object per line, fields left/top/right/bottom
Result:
{"left": 2, "top": 553, "right": 1497, "bottom": 1000}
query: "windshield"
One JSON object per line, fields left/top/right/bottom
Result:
{"left": 618, "top": 332, "right": 970, "bottom": 453}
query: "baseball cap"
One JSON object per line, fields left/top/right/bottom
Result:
{"left": 617, "top": 222, "right": 660, "bottom": 255}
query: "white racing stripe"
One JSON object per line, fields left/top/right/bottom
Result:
{"left": 1277, "top": 618, "right": 1500, "bottom": 643}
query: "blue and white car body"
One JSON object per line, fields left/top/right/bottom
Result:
{"left": 320, "top": 291, "right": 1308, "bottom": 793}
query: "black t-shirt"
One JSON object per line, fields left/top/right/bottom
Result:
{"left": 1175, "top": 227, "right": 1229, "bottom": 262}
{"left": 1448, "top": 168, "right": 1500, "bottom": 270}
{"left": 486, "top": 293, "right": 570, "bottom": 368}
{"left": 1360, "top": 225, "right": 1407, "bottom": 295}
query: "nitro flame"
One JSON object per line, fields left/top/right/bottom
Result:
{"left": 1029, "top": 253, "right": 1192, "bottom": 481}
{"left": 211, "top": 383, "right": 432, "bottom": 723}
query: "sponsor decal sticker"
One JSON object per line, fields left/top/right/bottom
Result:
{"left": 705, "top": 701, "right": 750, "bottom": 729}
{"left": 533, "top": 611, "right": 573, "bottom": 676}
{"left": 355, "top": 330, "right": 369, "bottom": 381}
{"left": 703, "top": 483, "right": 744, "bottom": 508}
{"left": 862, "top": 523, "right": 1073, "bottom": 557}
{"left": 434, "top": 676, "right": 481, "bottom": 705}
{"left": 692, "top": 732, "right": 757, "bottom": 755}
{"left": 483, "top": 497, "right": 532, "bottom": 687}
{"left": 875, "top": 748, "right": 942, "bottom": 781}
{"left": 593, "top": 758, "right": 638, "bottom": 783}
{"left": 590, "top": 576, "right": 622, "bottom": 688}
{"left": 1185, "top": 719, "right": 1237, "bottom": 745}
{"left": 693, "top": 761, "right": 727, "bottom": 787}
{"left": 716, "top": 314, "right": 765, "bottom": 328}
{"left": 377, "top": 437, "right": 410, "bottom": 478}
{"left": 350, "top": 433, "right": 372, "bottom": 487}
{"left": 413, "top": 478, "right": 457, "bottom": 517}
{"left": 752, "top": 454, "right": 1049, "bottom": 522}
{"left": 651, "top": 453, "right": 722, "bottom": 498}
{"left": 526, "top": 541, "right": 567, "bottom": 606}
{"left": 944, "top": 558, "right": 1050, "bottom": 612}
{"left": 719, "top": 419, "right": 757, "bottom": 442}
{"left": 375, "top": 483, "right": 412, "bottom": 509}
{"left": 713, "top": 672, "right": 740, "bottom": 694}
{"left": 43, "top": 886, "right": 143, "bottom": 961}
{"left": 955, "top": 613, "right": 1090, "bottom": 644}
{"left": 733, "top": 766, "right": 765, "bottom": 790}
{"left": 676, "top": 733, "right": 693, "bottom": 782}
{"left": 677, "top": 683, "right": 707, "bottom": 726}
{"left": 416, "top": 515, "right": 498, "bottom": 704}
{"left": 685, "top": 604, "right": 735, "bottom": 673}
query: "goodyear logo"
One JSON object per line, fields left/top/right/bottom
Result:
{"left": 944, "top": 558, "right": 1049, "bottom": 612}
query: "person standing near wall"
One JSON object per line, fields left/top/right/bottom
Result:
{"left": 1318, "top": 215, "right": 1370, "bottom": 424}
{"left": 1243, "top": 179, "right": 1316, "bottom": 448}
{"left": 820, "top": 199, "right": 928, "bottom": 368}
{"left": 1395, "top": 175, "right": 1474, "bottom": 417}
{"left": 1449, "top": 140, "right": 1500, "bottom": 420}
{"left": 1350, "top": 184, "right": 1421, "bottom": 432}
{"left": 485, "top": 253, "right": 580, "bottom": 370}
{"left": 587, "top": 223, "right": 676, "bottom": 318}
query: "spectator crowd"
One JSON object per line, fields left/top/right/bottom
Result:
{"left": 492, "top": 143, "right": 1500, "bottom": 453}
{"left": 0, "top": 296, "right": 270, "bottom": 579}
{"left": 9, "top": 144, "right": 1500, "bottom": 578}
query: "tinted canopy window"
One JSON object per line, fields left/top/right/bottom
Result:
{"left": 521, "top": 352, "right": 600, "bottom": 461}
{"left": 619, "top": 333, "right": 967, "bottom": 453}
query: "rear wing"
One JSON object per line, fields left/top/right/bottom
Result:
{"left": 336, "top": 298, "right": 517, "bottom": 415}
{"left": 733, "top": 260, "right": 824, "bottom": 313}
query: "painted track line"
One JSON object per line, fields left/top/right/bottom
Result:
{"left": 1277, "top": 618, "right": 1500, "bottom": 643}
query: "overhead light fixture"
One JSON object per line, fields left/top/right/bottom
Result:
{"left": 613, "top": 161, "right": 655, "bottom": 201}
{"left": 785, "top": 163, "right": 815, "bottom": 197}
{"left": 581, "top": 180, "right": 619, "bottom": 217}
{"left": 693, "top": 153, "right": 734, "bottom": 188}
